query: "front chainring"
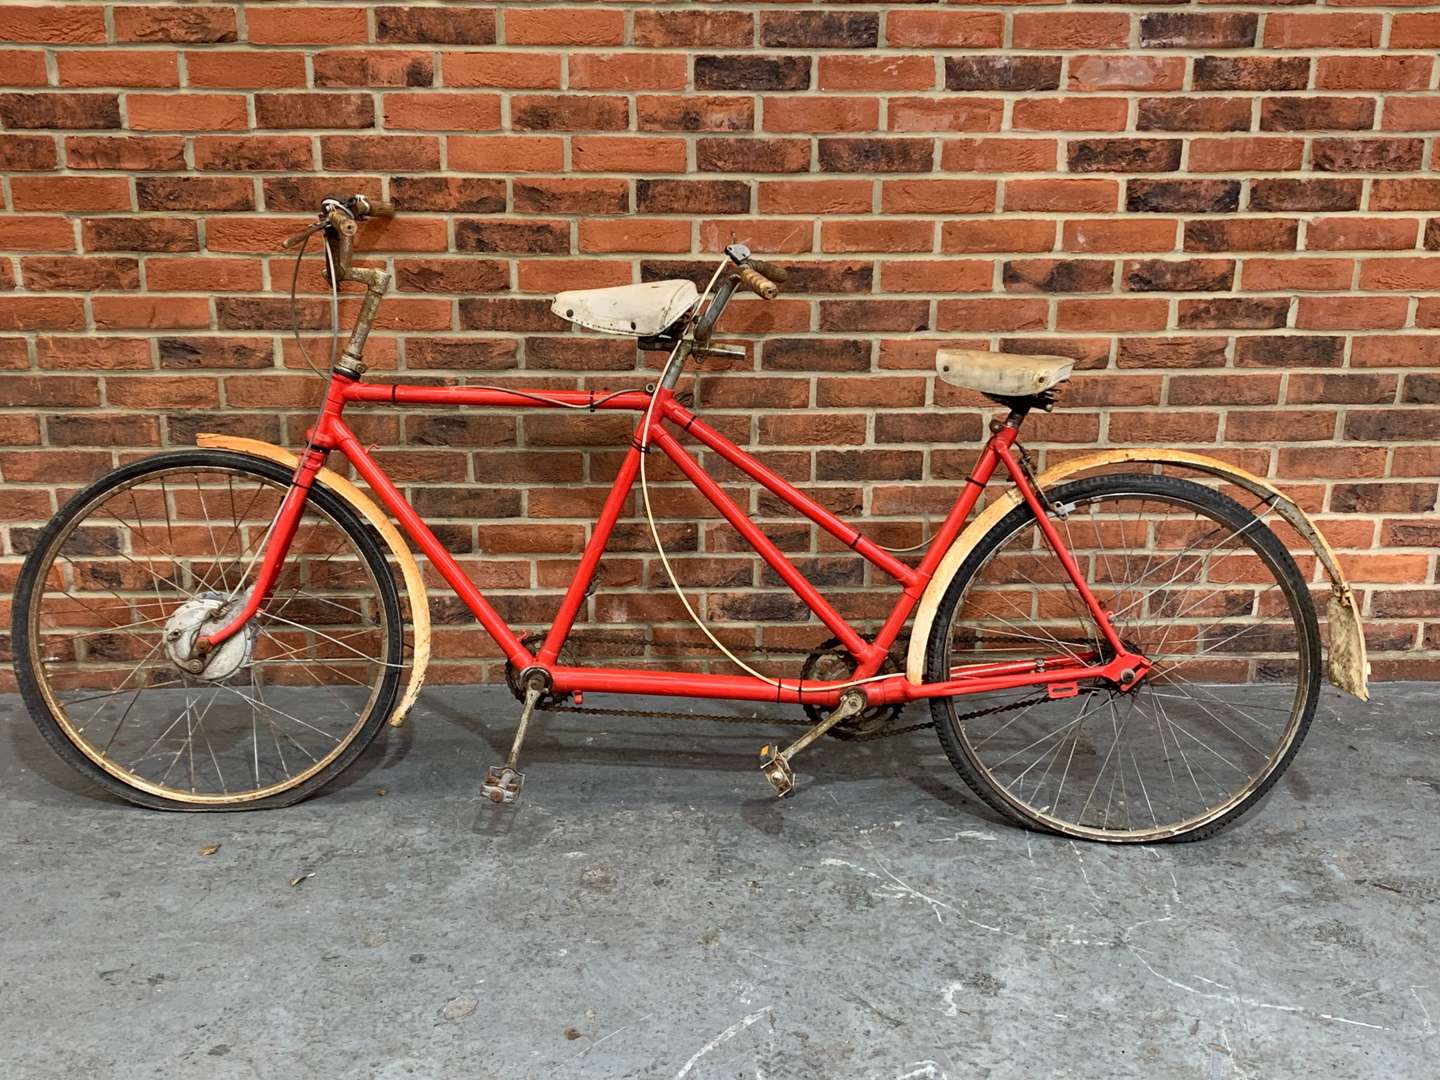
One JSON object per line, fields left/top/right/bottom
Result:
{"left": 800, "top": 637, "right": 903, "bottom": 740}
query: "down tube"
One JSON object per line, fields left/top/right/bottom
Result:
{"left": 332, "top": 421, "right": 532, "bottom": 668}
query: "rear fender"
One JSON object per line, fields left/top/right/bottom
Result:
{"left": 196, "top": 434, "right": 431, "bottom": 726}
{"left": 905, "top": 449, "right": 1369, "bottom": 701}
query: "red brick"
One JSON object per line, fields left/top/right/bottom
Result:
{"left": 1068, "top": 56, "right": 1185, "bottom": 92}
{"left": 256, "top": 93, "right": 373, "bottom": 130}
{"left": 1, "top": 134, "right": 57, "bottom": 170}
{"left": 579, "top": 220, "right": 691, "bottom": 254}
{"left": 506, "top": 8, "right": 624, "bottom": 46}
{"left": 1370, "top": 180, "right": 1440, "bottom": 211}
{"left": 1013, "top": 98, "right": 1129, "bottom": 133}
{"left": 1188, "top": 137, "right": 1305, "bottom": 173}
{"left": 449, "top": 136, "right": 565, "bottom": 174}
{"left": 887, "top": 98, "right": 1003, "bottom": 134}
{"left": 819, "top": 56, "right": 937, "bottom": 92}
{"left": 943, "top": 139, "right": 1056, "bottom": 173}
{"left": 0, "top": 6, "right": 106, "bottom": 43}
{"left": 764, "top": 97, "right": 879, "bottom": 134}
{"left": 880, "top": 180, "right": 994, "bottom": 215}
{"left": 1307, "top": 217, "right": 1419, "bottom": 252}
{"left": 1296, "top": 296, "right": 1410, "bottom": 330}
{"left": 376, "top": 7, "right": 494, "bottom": 45}
{"left": 188, "top": 51, "right": 308, "bottom": 89}
{"left": 1383, "top": 96, "right": 1440, "bottom": 133}
{"left": 1391, "top": 13, "right": 1440, "bottom": 48}
{"left": 634, "top": 11, "right": 752, "bottom": 48}
{"left": 316, "top": 51, "right": 435, "bottom": 89}
{"left": 758, "top": 180, "right": 872, "bottom": 216}
{"left": 59, "top": 51, "right": 178, "bottom": 88}
{"left": 570, "top": 53, "right": 687, "bottom": 92}
{"left": 11, "top": 176, "right": 131, "bottom": 212}
{"left": 0, "top": 51, "right": 50, "bottom": 87}
{"left": 0, "top": 297, "right": 87, "bottom": 331}
{"left": 935, "top": 299, "right": 1048, "bottom": 333}
{"left": 880, "top": 260, "right": 992, "bottom": 294}
{"left": 943, "top": 220, "right": 1055, "bottom": 254}
{"left": 65, "top": 135, "right": 185, "bottom": 171}
{"left": 382, "top": 92, "right": 498, "bottom": 132}
{"left": 1241, "top": 258, "right": 1355, "bottom": 292}
{"left": 885, "top": 11, "right": 1003, "bottom": 48}
{"left": 127, "top": 93, "right": 247, "bottom": 132}
{"left": 1005, "top": 179, "right": 1118, "bottom": 214}
{"left": 1358, "top": 257, "right": 1440, "bottom": 291}
{"left": 114, "top": 5, "right": 236, "bottom": 43}
{"left": 1013, "top": 12, "right": 1130, "bottom": 50}
{"left": 821, "top": 219, "right": 933, "bottom": 254}
{"left": 1316, "top": 55, "right": 1433, "bottom": 91}
{"left": 638, "top": 95, "right": 753, "bottom": 133}
{"left": 1264, "top": 14, "right": 1383, "bottom": 49}
{"left": 0, "top": 217, "right": 75, "bottom": 252}
{"left": 512, "top": 95, "right": 629, "bottom": 132}
{"left": 37, "top": 337, "right": 153, "bottom": 370}
{"left": 573, "top": 136, "right": 688, "bottom": 174}
{"left": 1062, "top": 219, "right": 1177, "bottom": 253}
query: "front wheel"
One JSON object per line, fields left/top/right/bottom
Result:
{"left": 925, "top": 473, "right": 1321, "bottom": 843}
{"left": 11, "top": 450, "right": 403, "bottom": 811}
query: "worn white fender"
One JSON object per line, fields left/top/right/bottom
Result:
{"left": 196, "top": 434, "right": 431, "bottom": 726}
{"left": 905, "top": 449, "right": 1369, "bottom": 701}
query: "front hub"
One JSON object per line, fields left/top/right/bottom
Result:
{"left": 163, "top": 592, "right": 257, "bottom": 681}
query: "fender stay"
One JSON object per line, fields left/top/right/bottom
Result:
{"left": 905, "top": 449, "right": 1369, "bottom": 701}
{"left": 196, "top": 434, "right": 431, "bottom": 725}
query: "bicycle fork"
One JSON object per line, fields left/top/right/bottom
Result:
{"left": 181, "top": 446, "right": 328, "bottom": 670}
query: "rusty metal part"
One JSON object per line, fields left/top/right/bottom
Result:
{"left": 800, "top": 638, "right": 903, "bottom": 739}
{"left": 904, "top": 448, "right": 1369, "bottom": 701}
{"left": 194, "top": 434, "right": 431, "bottom": 727}
{"left": 759, "top": 690, "right": 868, "bottom": 797}
{"left": 482, "top": 676, "right": 545, "bottom": 805}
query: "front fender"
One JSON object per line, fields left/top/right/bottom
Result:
{"left": 905, "top": 449, "right": 1369, "bottom": 701}
{"left": 196, "top": 434, "right": 431, "bottom": 726}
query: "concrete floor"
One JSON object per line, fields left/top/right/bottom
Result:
{"left": 2, "top": 683, "right": 1437, "bottom": 1079}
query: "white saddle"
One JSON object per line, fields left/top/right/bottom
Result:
{"left": 935, "top": 348, "right": 1073, "bottom": 397}
{"left": 551, "top": 279, "right": 699, "bottom": 337}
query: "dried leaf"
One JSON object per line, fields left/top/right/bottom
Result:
{"left": 376, "top": 787, "right": 387, "bottom": 797}
{"left": 289, "top": 872, "right": 314, "bottom": 887}
{"left": 198, "top": 842, "right": 220, "bottom": 856}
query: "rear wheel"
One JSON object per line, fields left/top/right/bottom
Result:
{"left": 924, "top": 473, "right": 1321, "bottom": 843}
{"left": 11, "top": 450, "right": 403, "bottom": 811}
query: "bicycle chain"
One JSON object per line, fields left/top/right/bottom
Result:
{"left": 520, "top": 633, "right": 1047, "bottom": 742}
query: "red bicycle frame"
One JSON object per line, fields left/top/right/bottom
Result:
{"left": 204, "top": 373, "right": 1145, "bottom": 710}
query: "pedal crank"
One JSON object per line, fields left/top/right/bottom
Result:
{"left": 759, "top": 689, "right": 867, "bottom": 798}
{"left": 482, "top": 676, "right": 545, "bottom": 805}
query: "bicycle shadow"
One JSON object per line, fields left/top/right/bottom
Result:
{"left": 412, "top": 687, "right": 1003, "bottom": 832}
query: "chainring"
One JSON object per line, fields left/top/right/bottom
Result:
{"left": 800, "top": 637, "right": 904, "bottom": 740}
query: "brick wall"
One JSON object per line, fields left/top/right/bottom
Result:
{"left": 1, "top": 1, "right": 1437, "bottom": 684}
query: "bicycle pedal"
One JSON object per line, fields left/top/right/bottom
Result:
{"left": 758, "top": 745, "right": 795, "bottom": 798}
{"left": 482, "top": 765, "right": 524, "bottom": 805}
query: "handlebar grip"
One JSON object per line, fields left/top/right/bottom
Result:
{"left": 281, "top": 225, "right": 315, "bottom": 249}
{"left": 746, "top": 258, "right": 787, "bottom": 284}
{"left": 737, "top": 265, "right": 779, "bottom": 301}
{"left": 350, "top": 195, "right": 395, "bottom": 220}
